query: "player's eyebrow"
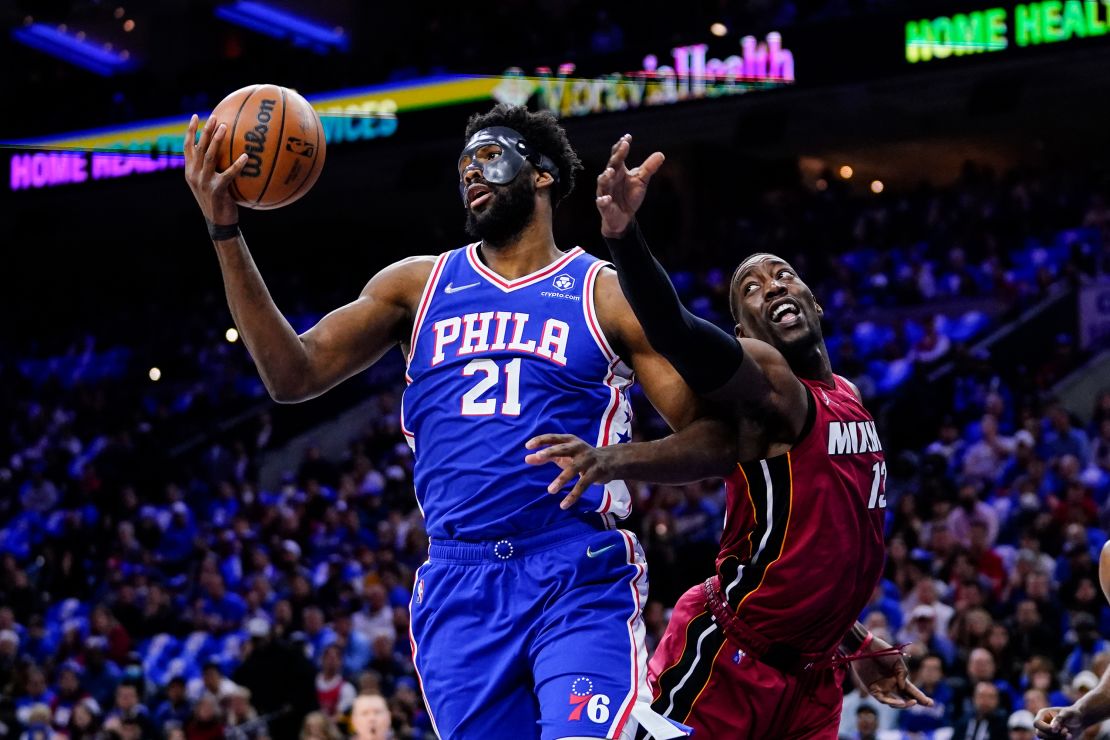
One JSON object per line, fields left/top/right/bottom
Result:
{"left": 734, "top": 257, "right": 789, "bottom": 287}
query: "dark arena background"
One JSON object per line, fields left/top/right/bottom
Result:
{"left": 5, "top": 1, "right": 1110, "bottom": 739}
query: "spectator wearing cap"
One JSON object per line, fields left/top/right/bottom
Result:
{"left": 898, "top": 654, "right": 953, "bottom": 733}
{"left": 187, "top": 660, "right": 241, "bottom": 704}
{"left": 1007, "top": 708, "right": 1035, "bottom": 739}
{"left": 902, "top": 578, "right": 957, "bottom": 636}
{"left": 153, "top": 676, "right": 191, "bottom": 733}
{"left": 49, "top": 661, "right": 98, "bottom": 730}
{"left": 81, "top": 636, "right": 121, "bottom": 710}
{"left": 898, "top": 604, "right": 957, "bottom": 666}
{"left": 1065, "top": 613, "right": 1108, "bottom": 677}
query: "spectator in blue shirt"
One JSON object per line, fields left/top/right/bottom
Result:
{"left": 899, "top": 654, "right": 953, "bottom": 732}
{"left": 202, "top": 574, "right": 247, "bottom": 635}
{"left": 152, "top": 676, "right": 191, "bottom": 734}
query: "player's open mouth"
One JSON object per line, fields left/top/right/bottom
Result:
{"left": 769, "top": 298, "right": 801, "bottom": 325}
{"left": 467, "top": 183, "right": 492, "bottom": 209}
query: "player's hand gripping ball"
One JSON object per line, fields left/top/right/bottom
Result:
{"left": 205, "top": 83, "right": 326, "bottom": 210}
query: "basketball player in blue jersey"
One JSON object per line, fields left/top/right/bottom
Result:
{"left": 183, "top": 104, "right": 725, "bottom": 739}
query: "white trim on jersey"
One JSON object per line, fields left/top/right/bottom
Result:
{"left": 407, "top": 562, "right": 442, "bottom": 739}
{"left": 609, "top": 529, "right": 650, "bottom": 739}
{"left": 724, "top": 459, "right": 776, "bottom": 602}
{"left": 407, "top": 252, "right": 451, "bottom": 367}
{"left": 584, "top": 261, "right": 634, "bottom": 521}
{"left": 465, "top": 243, "right": 584, "bottom": 292}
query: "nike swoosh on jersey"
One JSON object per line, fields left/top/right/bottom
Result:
{"left": 444, "top": 282, "right": 480, "bottom": 294}
{"left": 586, "top": 544, "right": 617, "bottom": 558}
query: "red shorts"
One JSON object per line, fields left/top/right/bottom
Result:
{"left": 647, "top": 584, "right": 846, "bottom": 740}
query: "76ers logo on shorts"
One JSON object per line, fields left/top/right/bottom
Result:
{"left": 567, "top": 676, "right": 610, "bottom": 724}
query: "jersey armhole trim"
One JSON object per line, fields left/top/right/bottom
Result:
{"left": 793, "top": 385, "right": 817, "bottom": 447}
{"left": 583, "top": 261, "right": 634, "bottom": 378}
{"left": 406, "top": 251, "right": 451, "bottom": 367}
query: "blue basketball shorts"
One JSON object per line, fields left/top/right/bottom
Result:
{"left": 408, "top": 519, "right": 689, "bottom": 740}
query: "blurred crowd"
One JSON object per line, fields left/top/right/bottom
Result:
{"left": 2, "top": 161, "right": 1109, "bottom": 740}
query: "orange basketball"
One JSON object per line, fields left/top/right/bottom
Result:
{"left": 209, "top": 83, "right": 326, "bottom": 210}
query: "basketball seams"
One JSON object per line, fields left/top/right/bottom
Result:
{"left": 265, "top": 91, "right": 323, "bottom": 209}
{"left": 227, "top": 84, "right": 259, "bottom": 204}
{"left": 253, "top": 85, "right": 287, "bottom": 206}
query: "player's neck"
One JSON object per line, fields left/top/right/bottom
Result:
{"left": 478, "top": 219, "right": 562, "bottom": 281}
{"left": 786, "top": 342, "right": 835, "bottom": 385}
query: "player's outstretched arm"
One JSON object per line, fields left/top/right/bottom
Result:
{"left": 596, "top": 135, "right": 808, "bottom": 441}
{"left": 525, "top": 418, "right": 737, "bottom": 509}
{"left": 184, "top": 114, "right": 432, "bottom": 403}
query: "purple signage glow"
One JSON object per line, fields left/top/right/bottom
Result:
{"left": 10, "top": 151, "right": 185, "bottom": 191}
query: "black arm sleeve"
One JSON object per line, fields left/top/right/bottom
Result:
{"left": 604, "top": 221, "right": 744, "bottom": 395}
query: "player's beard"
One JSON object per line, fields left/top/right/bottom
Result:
{"left": 464, "top": 175, "right": 536, "bottom": 248}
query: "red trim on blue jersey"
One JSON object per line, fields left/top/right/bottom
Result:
{"left": 465, "top": 243, "right": 584, "bottom": 292}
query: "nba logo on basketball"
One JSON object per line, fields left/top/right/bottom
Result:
{"left": 285, "top": 137, "right": 316, "bottom": 158}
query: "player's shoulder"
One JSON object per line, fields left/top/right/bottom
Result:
{"left": 838, "top": 375, "right": 863, "bottom": 402}
{"left": 359, "top": 254, "right": 440, "bottom": 305}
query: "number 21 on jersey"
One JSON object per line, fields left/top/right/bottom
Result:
{"left": 461, "top": 358, "right": 522, "bottom": 416}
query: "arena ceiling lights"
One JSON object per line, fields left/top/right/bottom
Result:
{"left": 11, "top": 23, "right": 137, "bottom": 76}
{"left": 214, "top": 1, "right": 349, "bottom": 54}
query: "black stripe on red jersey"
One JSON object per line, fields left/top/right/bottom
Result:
{"left": 649, "top": 610, "right": 726, "bottom": 727}
{"left": 718, "top": 453, "right": 793, "bottom": 614}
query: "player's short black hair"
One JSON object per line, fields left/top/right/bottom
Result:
{"left": 464, "top": 104, "right": 583, "bottom": 205}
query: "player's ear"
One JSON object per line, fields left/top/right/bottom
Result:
{"left": 734, "top": 322, "right": 747, "bottom": 339}
{"left": 534, "top": 169, "right": 555, "bottom": 192}
{"left": 815, "top": 299, "right": 824, "bottom": 318}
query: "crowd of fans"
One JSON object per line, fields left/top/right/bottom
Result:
{"left": 2, "top": 161, "right": 1108, "bottom": 740}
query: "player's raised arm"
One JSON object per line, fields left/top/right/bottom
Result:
{"left": 596, "top": 135, "right": 809, "bottom": 442}
{"left": 184, "top": 114, "right": 431, "bottom": 403}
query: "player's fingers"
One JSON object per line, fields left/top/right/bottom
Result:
{"left": 606, "top": 137, "right": 631, "bottom": 172}
{"left": 525, "top": 434, "right": 576, "bottom": 450}
{"left": 548, "top": 467, "right": 580, "bottom": 494}
{"left": 196, "top": 115, "right": 217, "bottom": 160}
{"left": 218, "top": 153, "right": 249, "bottom": 181}
{"left": 901, "top": 680, "right": 933, "bottom": 707}
{"left": 525, "top": 442, "right": 584, "bottom": 464}
{"left": 870, "top": 688, "right": 908, "bottom": 709}
{"left": 184, "top": 114, "right": 199, "bottom": 162}
{"left": 561, "top": 471, "right": 596, "bottom": 510}
{"left": 634, "top": 152, "right": 666, "bottom": 184}
{"left": 202, "top": 123, "right": 227, "bottom": 175}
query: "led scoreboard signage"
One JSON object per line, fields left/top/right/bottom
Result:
{"left": 906, "top": 0, "right": 1110, "bottom": 63}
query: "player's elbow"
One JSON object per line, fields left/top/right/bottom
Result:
{"left": 265, "top": 375, "right": 312, "bottom": 404}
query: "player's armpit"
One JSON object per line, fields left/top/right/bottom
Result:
{"left": 278, "top": 255, "right": 435, "bottom": 403}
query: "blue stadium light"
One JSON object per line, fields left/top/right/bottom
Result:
{"left": 11, "top": 23, "right": 138, "bottom": 76}
{"left": 214, "top": 1, "right": 350, "bottom": 54}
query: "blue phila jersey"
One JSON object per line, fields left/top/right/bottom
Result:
{"left": 402, "top": 244, "right": 634, "bottom": 540}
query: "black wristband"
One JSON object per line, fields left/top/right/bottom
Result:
{"left": 206, "top": 219, "right": 240, "bottom": 241}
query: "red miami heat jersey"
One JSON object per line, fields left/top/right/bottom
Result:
{"left": 715, "top": 375, "right": 887, "bottom": 654}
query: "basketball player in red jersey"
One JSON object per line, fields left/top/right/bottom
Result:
{"left": 527, "top": 135, "right": 933, "bottom": 738}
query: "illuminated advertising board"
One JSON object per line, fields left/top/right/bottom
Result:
{"left": 493, "top": 32, "right": 795, "bottom": 117}
{"left": 9, "top": 75, "right": 499, "bottom": 191}
{"left": 906, "top": 1, "right": 1110, "bottom": 63}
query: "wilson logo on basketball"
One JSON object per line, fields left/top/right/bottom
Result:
{"left": 241, "top": 98, "right": 277, "bottom": 177}
{"left": 285, "top": 137, "right": 316, "bottom": 158}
